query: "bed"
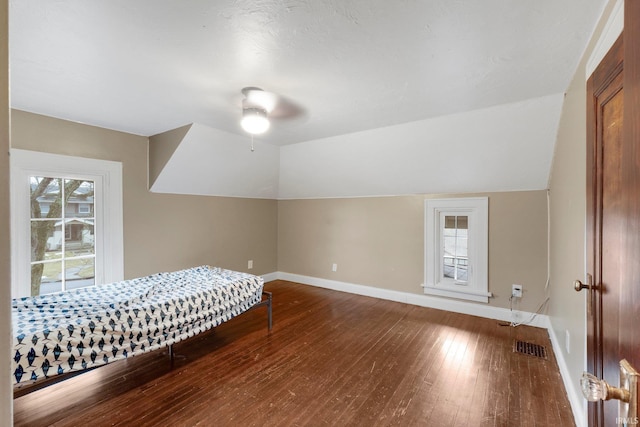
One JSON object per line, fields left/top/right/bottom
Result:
{"left": 12, "top": 265, "right": 271, "bottom": 390}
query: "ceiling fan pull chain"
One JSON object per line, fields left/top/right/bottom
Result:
{"left": 251, "top": 134, "right": 255, "bottom": 152}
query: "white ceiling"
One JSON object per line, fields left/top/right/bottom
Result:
{"left": 10, "top": 0, "right": 606, "bottom": 146}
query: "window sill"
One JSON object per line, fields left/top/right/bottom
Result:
{"left": 423, "top": 285, "right": 492, "bottom": 303}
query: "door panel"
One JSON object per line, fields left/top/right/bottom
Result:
{"left": 585, "top": 2, "right": 640, "bottom": 425}
{"left": 599, "top": 71, "right": 624, "bottom": 426}
{"left": 587, "top": 36, "right": 623, "bottom": 425}
{"left": 621, "top": 0, "right": 640, "bottom": 381}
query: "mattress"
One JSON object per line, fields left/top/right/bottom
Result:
{"left": 12, "top": 265, "right": 264, "bottom": 386}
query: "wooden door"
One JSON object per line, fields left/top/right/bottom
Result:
{"left": 586, "top": 33, "right": 623, "bottom": 426}
{"left": 585, "top": 3, "right": 640, "bottom": 426}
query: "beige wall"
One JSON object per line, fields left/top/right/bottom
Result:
{"left": 10, "top": 110, "right": 278, "bottom": 279}
{"left": 547, "top": 67, "right": 587, "bottom": 417}
{"left": 1, "top": 0, "right": 12, "bottom": 422}
{"left": 547, "top": 0, "right": 619, "bottom": 417}
{"left": 278, "top": 190, "right": 548, "bottom": 312}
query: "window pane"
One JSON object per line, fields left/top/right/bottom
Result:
{"left": 66, "top": 223, "right": 95, "bottom": 255}
{"left": 444, "top": 215, "right": 457, "bottom": 229}
{"left": 33, "top": 261, "right": 62, "bottom": 295}
{"left": 443, "top": 236, "right": 457, "bottom": 256}
{"left": 456, "top": 216, "right": 468, "bottom": 229}
{"left": 443, "top": 258, "right": 455, "bottom": 279}
{"left": 456, "top": 261, "right": 468, "bottom": 281}
{"left": 30, "top": 177, "right": 61, "bottom": 219}
{"left": 31, "top": 219, "right": 62, "bottom": 261}
{"left": 457, "top": 236, "right": 468, "bottom": 258}
{"left": 442, "top": 215, "right": 469, "bottom": 283}
{"left": 65, "top": 179, "right": 94, "bottom": 218}
{"left": 65, "top": 257, "right": 95, "bottom": 291}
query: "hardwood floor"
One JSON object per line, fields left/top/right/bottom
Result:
{"left": 13, "top": 280, "right": 575, "bottom": 426}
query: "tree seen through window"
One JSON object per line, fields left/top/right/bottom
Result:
{"left": 30, "top": 176, "right": 95, "bottom": 296}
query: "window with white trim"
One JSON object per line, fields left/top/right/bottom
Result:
{"left": 30, "top": 177, "right": 96, "bottom": 295}
{"left": 11, "top": 149, "right": 124, "bottom": 298}
{"left": 424, "top": 197, "right": 490, "bottom": 303}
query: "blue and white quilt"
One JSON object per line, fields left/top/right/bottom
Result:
{"left": 12, "top": 266, "right": 264, "bottom": 386}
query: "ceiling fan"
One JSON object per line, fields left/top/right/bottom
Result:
{"left": 240, "top": 86, "right": 305, "bottom": 136}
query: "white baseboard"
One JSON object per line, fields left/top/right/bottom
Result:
{"left": 260, "top": 272, "right": 279, "bottom": 283}
{"left": 265, "top": 271, "right": 583, "bottom": 426}
{"left": 271, "top": 271, "right": 548, "bottom": 328}
{"left": 547, "top": 323, "right": 586, "bottom": 427}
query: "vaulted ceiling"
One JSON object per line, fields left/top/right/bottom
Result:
{"left": 10, "top": 0, "right": 608, "bottom": 198}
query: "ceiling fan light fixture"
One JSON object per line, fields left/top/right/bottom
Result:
{"left": 241, "top": 107, "right": 270, "bottom": 134}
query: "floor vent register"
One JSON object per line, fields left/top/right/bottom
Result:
{"left": 513, "top": 340, "right": 548, "bottom": 359}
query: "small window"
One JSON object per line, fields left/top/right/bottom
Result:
{"left": 443, "top": 215, "right": 468, "bottom": 283}
{"left": 78, "top": 204, "right": 91, "bottom": 215}
{"left": 425, "top": 197, "right": 490, "bottom": 303}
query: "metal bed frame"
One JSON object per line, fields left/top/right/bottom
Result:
{"left": 168, "top": 290, "right": 272, "bottom": 361}
{"left": 14, "top": 290, "right": 273, "bottom": 398}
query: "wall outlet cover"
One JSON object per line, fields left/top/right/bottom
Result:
{"left": 512, "top": 284, "right": 523, "bottom": 298}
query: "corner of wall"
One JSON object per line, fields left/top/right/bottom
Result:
{"left": 148, "top": 123, "right": 192, "bottom": 189}
{"left": 1, "top": 0, "right": 13, "bottom": 421}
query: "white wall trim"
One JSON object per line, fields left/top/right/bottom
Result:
{"left": 547, "top": 323, "right": 586, "bottom": 427}
{"left": 261, "top": 272, "right": 279, "bottom": 283}
{"left": 272, "top": 271, "right": 548, "bottom": 328}
{"left": 585, "top": 0, "right": 623, "bottom": 79}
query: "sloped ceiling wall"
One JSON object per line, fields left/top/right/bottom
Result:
{"left": 150, "top": 123, "right": 280, "bottom": 199}
{"left": 151, "top": 93, "right": 564, "bottom": 199}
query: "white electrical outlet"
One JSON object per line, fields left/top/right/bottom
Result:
{"left": 332, "top": 263, "right": 338, "bottom": 272}
{"left": 248, "top": 260, "right": 253, "bottom": 270}
{"left": 512, "top": 284, "right": 523, "bottom": 298}
{"left": 565, "top": 330, "right": 570, "bottom": 354}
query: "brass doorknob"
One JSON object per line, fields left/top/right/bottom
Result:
{"left": 574, "top": 279, "right": 589, "bottom": 292}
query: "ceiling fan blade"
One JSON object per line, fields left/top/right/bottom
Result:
{"left": 241, "top": 87, "right": 305, "bottom": 120}
{"left": 268, "top": 97, "right": 306, "bottom": 120}
{"left": 242, "top": 87, "right": 278, "bottom": 113}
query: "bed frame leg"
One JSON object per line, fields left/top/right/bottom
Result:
{"left": 268, "top": 297, "right": 272, "bottom": 331}
{"left": 263, "top": 291, "right": 273, "bottom": 331}
{"left": 169, "top": 344, "right": 174, "bottom": 363}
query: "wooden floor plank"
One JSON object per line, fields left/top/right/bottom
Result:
{"left": 14, "top": 280, "right": 575, "bottom": 426}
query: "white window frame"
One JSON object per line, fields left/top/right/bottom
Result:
{"left": 10, "top": 149, "right": 124, "bottom": 298}
{"left": 424, "top": 197, "right": 490, "bottom": 303}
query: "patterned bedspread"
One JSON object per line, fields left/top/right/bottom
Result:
{"left": 12, "top": 266, "right": 264, "bottom": 386}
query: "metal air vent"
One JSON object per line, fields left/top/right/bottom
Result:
{"left": 513, "top": 340, "right": 548, "bottom": 359}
